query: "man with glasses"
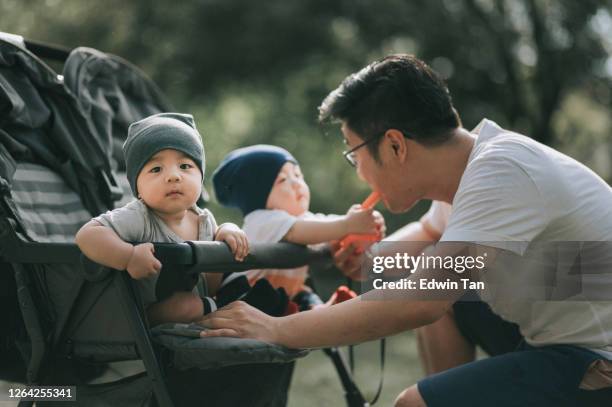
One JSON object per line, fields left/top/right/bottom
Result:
{"left": 201, "top": 54, "right": 612, "bottom": 406}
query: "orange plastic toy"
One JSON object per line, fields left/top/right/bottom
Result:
{"left": 339, "top": 191, "right": 382, "bottom": 251}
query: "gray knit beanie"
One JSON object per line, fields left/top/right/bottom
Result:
{"left": 123, "top": 113, "right": 204, "bottom": 196}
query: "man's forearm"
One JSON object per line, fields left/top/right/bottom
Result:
{"left": 277, "top": 239, "right": 481, "bottom": 349}
{"left": 276, "top": 294, "right": 449, "bottom": 349}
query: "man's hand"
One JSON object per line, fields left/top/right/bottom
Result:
{"left": 330, "top": 240, "right": 367, "bottom": 281}
{"left": 215, "top": 223, "right": 249, "bottom": 261}
{"left": 126, "top": 243, "right": 162, "bottom": 279}
{"left": 199, "top": 301, "right": 279, "bottom": 343}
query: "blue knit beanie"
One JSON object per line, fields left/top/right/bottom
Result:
{"left": 212, "top": 145, "right": 297, "bottom": 215}
{"left": 123, "top": 113, "right": 204, "bottom": 196}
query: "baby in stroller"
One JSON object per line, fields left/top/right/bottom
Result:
{"left": 212, "top": 144, "right": 386, "bottom": 308}
{"left": 75, "top": 112, "right": 250, "bottom": 326}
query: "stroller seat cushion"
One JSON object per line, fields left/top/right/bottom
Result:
{"left": 151, "top": 323, "right": 308, "bottom": 370}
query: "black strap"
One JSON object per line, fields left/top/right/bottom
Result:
{"left": 346, "top": 278, "right": 385, "bottom": 405}
{"left": 347, "top": 278, "right": 356, "bottom": 374}
{"left": 369, "top": 338, "right": 386, "bottom": 405}
{"left": 348, "top": 344, "right": 355, "bottom": 374}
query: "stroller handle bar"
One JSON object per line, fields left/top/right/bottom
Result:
{"left": 181, "top": 241, "right": 331, "bottom": 272}
{"left": 1, "top": 236, "right": 331, "bottom": 273}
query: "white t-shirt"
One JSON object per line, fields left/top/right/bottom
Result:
{"left": 242, "top": 209, "right": 337, "bottom": 297}
{"left": 426, "top": 119, "right": 612, "bottom": 356}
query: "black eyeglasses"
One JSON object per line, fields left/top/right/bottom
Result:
{"left": 342, "top": 129, "right": 413, "bottom": 167}
{"left": 342, "top": 134, "right": 381, "bottom": 167}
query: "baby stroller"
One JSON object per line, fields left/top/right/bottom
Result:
{"left": 0, "top": 33, "right": 377, "bottom": 406}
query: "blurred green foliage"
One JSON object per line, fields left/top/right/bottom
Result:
{"left": 1, "top": 0, "right": 611, "bottom": 230}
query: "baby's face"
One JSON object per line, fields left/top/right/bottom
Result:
{"left": 266, "top": 162, "right": 310, "bottom": 216}
{"left": 136, "top": 149, "right": 202, "bottom": 217}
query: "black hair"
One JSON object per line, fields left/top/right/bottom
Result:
{"left": 318, "top": 54, "right": 461, "bottom": 159}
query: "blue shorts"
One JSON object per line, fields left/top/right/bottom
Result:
{"left": 418, "top": 343, "right": 612, "bottom": 406}
{"left": 418, "top": 295, "right": 612, "bottom": 406}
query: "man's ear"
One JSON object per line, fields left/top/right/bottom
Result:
{"left": 385, "top": 129, "right": 408, "bottom": 161}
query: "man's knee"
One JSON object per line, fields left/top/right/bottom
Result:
{"left": 418, "top": 306, "right": 455, "bottom": 331}
{"left": 417, "top": 304, "right": 475, "bottom": 375}
{"left": 394, "top": 385, "right": 427, "bottom": 407}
